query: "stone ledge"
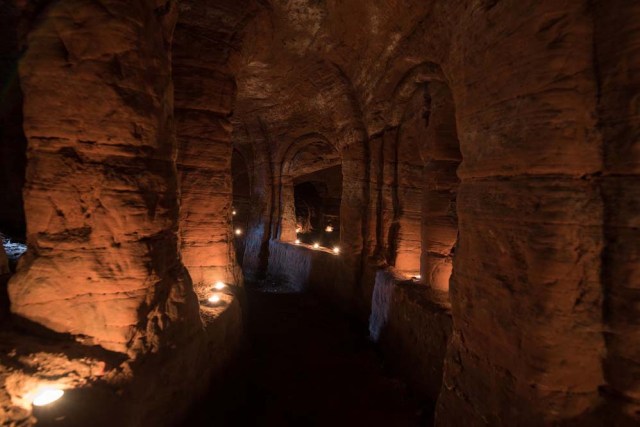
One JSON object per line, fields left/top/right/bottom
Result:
{"left": 369, "top": 267, "right": 452, "bottom": 404}
{"left": 0, "top": 293, "right": 243, "bottom": 427}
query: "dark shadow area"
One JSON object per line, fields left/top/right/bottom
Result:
{"left": 233, "top": 149, "right": 251, "bottom": 266}
{"left": 294, "top": 165, "right": 342, "bottom": 249}
{"left": 0, "top": 1, "right": 27, "bottom": 240}
{"left": 186, "top": 281, "right": 429, "bottom": 426}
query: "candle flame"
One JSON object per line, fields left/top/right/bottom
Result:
{"left": 31, "top": 387, "right": 64, "bottom": 407}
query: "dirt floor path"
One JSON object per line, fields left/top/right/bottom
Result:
{"left": 187, "top": 283, "right": 427, "bottom": 427}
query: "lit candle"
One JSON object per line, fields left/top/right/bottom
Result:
{"left": 313, "top": 243, "right": 320, "bottom": 249}
{"left": 234, "top": 228, "right": 242, "bottom": 236}
{"left": 214, "top": 281, "right": 226, "bottom": 290}
{"left": 232, "top": 210, "right": 237, "bottom": 216}
{"left": 413, "top": 274, "right": 421, "bottom": 280}
{"left": 325, "top": 225, "right": 333, "bottom": 233}
{"left": 31, "top": 387, "right": 64, "bottom": 407}
{"left": 295, "top": 239, "right": 301, "bottom": 244}
{"left": 333, "top": 246, "right": 340, "bottom": 254}
{"left": 208, "top": 294, "right": 221, "bottom": 304}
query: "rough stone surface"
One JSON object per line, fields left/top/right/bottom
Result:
{"left": 370, "top": 268, "right": 452, "bottom": 407}
{"left": 267, "top": 240, "right": 354, "bottom": 308}
{"left": 8, "top": 0, "right": 202, "bottom": 355}
{"left": 0, "top": 295, "right": 242, "bottom": 427}
{"left": 593, "top": 1, "right": 640, "bottom": 422}
{"left": 1, "top": 0, "right": 638, "bottom": 425}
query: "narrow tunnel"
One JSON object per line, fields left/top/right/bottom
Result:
{"left": 0, "top": 1, "right": 639, "bottom": 427}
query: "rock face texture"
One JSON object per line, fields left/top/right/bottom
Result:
{"left": 369, "top": 268, "right": 451, "bottom": 406}
{"left": 595, "top": 1, "right": 640, "bottom": 420}
{"left": 9, "top": 0, "right": 200, "bottom": 355}
{"left": 1, "top": 0, "right": 639, "bottom": 426}
{"left": 2, "top": 1, "right": 244, "bottom": 425}
{"left": 231, "top": 1, "right": 638, "bottom": 425}
{"left": 173, "top": 0, "right": 255, "bottom": 288}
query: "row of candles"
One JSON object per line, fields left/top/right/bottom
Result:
{"left": 294, "top": 239, "right": 340, "bottom": 255}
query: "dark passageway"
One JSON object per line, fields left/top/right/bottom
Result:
{"left": 1, "top": 2, "right": 639, "bottom": 426}
{"left": 188, "top": 283, "right": 425, "bottom": 427}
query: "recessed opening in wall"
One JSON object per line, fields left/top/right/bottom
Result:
{"left": 420, "top": 82, "right": 461, "bottom": 292}
{"left": 232, "top": 149, "right": 251, "bottom": 266}
{"left": 389, "top": 80, "right": 461, "bottom": 293}
{"left": 279, "top": 136, "right": 341, "bottom": 246}
{"left": 293, "top": 164, "right": 342, "bottom": 248}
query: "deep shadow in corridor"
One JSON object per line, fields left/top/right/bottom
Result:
{"left": 187, "top": 283, "right": 428, "bottom": 426}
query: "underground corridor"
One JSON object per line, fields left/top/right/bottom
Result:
{"left": 187, "top": 282, "right": 426, "bottom": 427}
{"left": 1, "top": 1, "right": 639, "bottom": 426}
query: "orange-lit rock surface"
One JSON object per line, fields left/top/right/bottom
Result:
{"left": 0, "top": 0, "right": 638, "bottom": 426}
{"left": 8, "top": 0, "right": 199, "bottom": 355}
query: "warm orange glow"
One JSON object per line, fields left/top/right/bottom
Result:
{"left": 325, "top": 225, "right": 334, "bottom": 232}
{"left": 333, "top": 246, "right": 340, "bottom": 254}
{"left": 31, "top": 387, "right": 64, "bottom": 407}
{"left": 214, "top": 281, "right": 226, "bottom": 290}
{"left": 235, "top": 228, "right": 243, "bottom": 236}
{"left": 232, "top": 210, "right": 237, "bottom": 216}
{"left": 313, "top": 243, "right": 320, "bottom": 249}
{"left": 295, "top": 239, "right": 301, "bottom": 244}
{"left": 208, "top": 294, "right": 221, "bottom": 303}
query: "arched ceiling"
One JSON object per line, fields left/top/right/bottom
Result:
{"left": 227, "top": 0, "right": 449, "bottom": 157}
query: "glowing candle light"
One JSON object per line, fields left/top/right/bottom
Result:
{"left": 232, "top": 210, "right": 237, "bottom": 216}
{"left": 325, "top": 225, "right": 334, "bottom": 233}
{"left": 235, "top": 228, "right": 243, "bottom": 236}
{"left": 313, "top": 243, "right": 320, "bottom": 249}
{"left": 208, "top": 294, "right": 221, "bottom": 304}
{"left": 214, "top": 281, "right": 226, "bottom": 290}
{"left": 413, "top": 274, "right": 421, "bottom": 280}
{"left": 32, "top": 387, "right": 64, "bottom": 407}
{"left": 295, "top": 239, "right": 301, "bottom": 244}
{"left": 333, "top": 246, "right": 340, "bottom": 254}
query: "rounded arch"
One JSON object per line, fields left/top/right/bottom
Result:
{"left": 381, "top": 63, "right": 462, "bottom": 294}
{"left": 280, "top": 132, "right": 340, "bottom": 177}
{"left": 387, "top": 61, "right": 446, "bottom": 129}
{"left": 277, "top": 133, "right": 341, "bottom": 243}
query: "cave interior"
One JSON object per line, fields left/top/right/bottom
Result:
{"left": 0, "top": 0, "right": 639, "bottom": 426}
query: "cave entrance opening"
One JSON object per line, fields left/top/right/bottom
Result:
{"left": 293, "top": 164, "right": 343, "bottom": 248}
{"left": 278, "top": 136, "right": 342, "bottom": 249}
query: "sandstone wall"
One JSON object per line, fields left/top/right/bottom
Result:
{"left": 267, "top": 240, "right": 354, "bottom": 307}
{"left": 241, "top": 137, "right": 273, "bottom": 280}
{"left": 2, "top": 2, "right": 246, "bottom": 425}
{"left": 595, "top": 0, "right": 640, "bottom": 421}
{"left": 394, "top": 91, "right": 426, "bottom": 276}
{"left": 2, "top": 0, "right": 638, "bottom": 425}
{"left": 370, "top": 268, "right": 452, "bottom": 407}
{"left": 173, "top": 0, "right": 255, "bottom": 288}
{"left": 435, "top": 1, "right": 606, "bottom": 424}
{"left": 243, "top": 1, "right": 638, "bottom": 424}
{"left": 8, "top": 0, "right": 200, "bottom": 355}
